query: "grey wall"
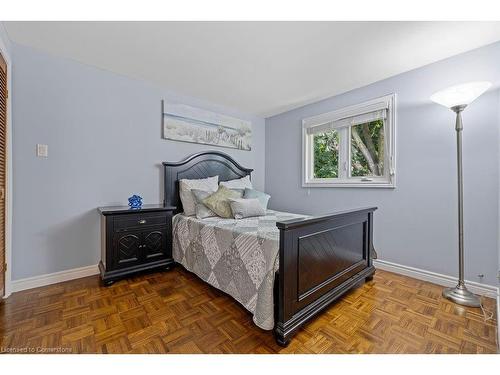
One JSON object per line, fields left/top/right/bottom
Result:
{"left": 12, "top": 43, "right": 266, "bottom": 280}
{"left": 266, "top": 42, "right": 500, "bottom": 285}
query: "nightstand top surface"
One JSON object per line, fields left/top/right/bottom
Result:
{"left": 98, "top": 204, "right": 177, "bottom": 215}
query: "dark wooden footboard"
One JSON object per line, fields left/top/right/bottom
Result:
{"left": 274, "top": 207, "right": 377, "bottom": 346}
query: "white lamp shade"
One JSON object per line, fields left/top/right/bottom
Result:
{"left": 430, "top": 81, "right": 491, "bottom": 109}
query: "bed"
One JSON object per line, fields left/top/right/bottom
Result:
{"left": 163, "top": 151, "right": 376, "bottom": 346}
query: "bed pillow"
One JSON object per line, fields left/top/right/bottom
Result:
{"left": 229, "top": 198, "right": 266, "bottom": 219}
{"left": 191, "top": 189, "right": 217, "bottom": 219}
{"left": 219, "top": 175, "right": 253, "bottom": 189}
{"left": 179, "top": 175, "right": 218, "bottom": 216}
{"left": 202, "top": 186, "right": 243, "bottom": 218}
{"left": 243, "top": 188, "right": 270, "bottom": 210}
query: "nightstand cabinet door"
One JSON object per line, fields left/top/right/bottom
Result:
{"left": 113, "top": 230, "right": 143, "bottom": 269}
{"left": 143, "top": 228, "right": 168, "bottom": 260}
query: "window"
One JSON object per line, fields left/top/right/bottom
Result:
{"left": 303, "top": 94, "right": 396, "bottom": 188}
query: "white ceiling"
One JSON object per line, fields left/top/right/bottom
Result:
{"left": 4, "top": 21, "right": 500, "bottom": 117}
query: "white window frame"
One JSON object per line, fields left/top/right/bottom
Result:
{"left": 302, "top": 93, "right": 396, "bottom": 188}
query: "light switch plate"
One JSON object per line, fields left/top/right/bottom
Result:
{"left": 36, "top": 144, "right": 48, "bottom": 158}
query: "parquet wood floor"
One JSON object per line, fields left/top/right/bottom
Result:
{"left": 0, "top": 267, "right": 497, "bottom": 354}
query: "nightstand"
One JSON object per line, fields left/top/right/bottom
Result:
{"left": 98, "top": 204, "right": 176, "bottom": 285}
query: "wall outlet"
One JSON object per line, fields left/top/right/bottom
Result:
{"left": 36, "top": 144, "right": 48, "bottom": 158}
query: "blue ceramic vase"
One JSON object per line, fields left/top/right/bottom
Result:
{"left": 128, "top": 194, "right": 143, "bottom": 209}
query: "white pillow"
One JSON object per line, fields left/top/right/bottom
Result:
{"left": 179, "top": 175, "right": 218, "bottom": 216}
{"left": 191, "top": 189, "right": 217, "bottom": 219}
{"left": 220, "top": 175, "right": 252, "bottom": 189}
{"left": 229, "top": 198, "right": 265, "bottom": 219}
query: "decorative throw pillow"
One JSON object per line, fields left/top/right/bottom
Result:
{"left": 229, "top": 198, "right": 266, "bottom": 219}
{"left": 179, "top": 175, "right": 218, "bottom": 216}
{"left": 191, "top": 189, "right": 217, "bottom": 219}
{"left": 219, "top": 175, "right": 253, "bottom": 189}
{"left": 229, "top": 188, "right": 245, "bottom": 197}
{"left": 243, "top": 188, "right": 270, "bottom": 210}
{"left": 202, "top": 186, "right": 243, "bottom": 218}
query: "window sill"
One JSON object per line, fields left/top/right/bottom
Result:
{"left": 302, "top": 180, "right": 396, "bottom": 188}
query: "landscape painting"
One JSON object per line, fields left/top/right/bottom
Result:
{"left": 162, "top": 101, "right": 252, "bottom": 151}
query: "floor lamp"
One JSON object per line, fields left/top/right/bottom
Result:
{"left": 430, "top": 81, "right": 491, "bottom": 307}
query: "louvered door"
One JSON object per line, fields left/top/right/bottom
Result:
{"left": 0, "top": 52, "right": 7, "bottom": 298}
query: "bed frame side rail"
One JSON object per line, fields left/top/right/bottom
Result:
{"left": 274, "top": 207, "right": 377, "bottom": 346}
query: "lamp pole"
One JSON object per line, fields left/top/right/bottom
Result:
{"left": 454, "top": 105, "right": 465, "bottom": 286}
{"left": 442, "top": 104, "right": 480, "bottom": 307}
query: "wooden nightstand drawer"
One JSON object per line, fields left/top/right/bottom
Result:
{"left": 114, "top": 213, "right": 168, "bottom": 231}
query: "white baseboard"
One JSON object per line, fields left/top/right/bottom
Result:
{"left": 373, "top": 259, "right": 499, "bottom": 297}
{"left": 11, "top": 264, "right": 99, "bottom": 293}
{"left": 8, "top": 259, "right": 497, "bottom": 296}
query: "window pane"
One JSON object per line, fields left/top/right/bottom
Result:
{"left": 351, "top": 120, "right": 385, "bottom": 177}
{"left": 313, "top": 130, "right": 339, "bottom": 178}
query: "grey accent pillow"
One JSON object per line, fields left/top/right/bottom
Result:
{"left": 243, "top": 188, "right": 270, "bottom": 210}
{"left": 179, "top": 175, "right": 218, "bottom": 216}
{"left": 191, "top": 189, "right": 217, "bottom": 219}
{"left": 229, "top": 198, "right": 266, "bottom": 219}
{"left": 220, "top": 175, "right": 253, "bottom": 189}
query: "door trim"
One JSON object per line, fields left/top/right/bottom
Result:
{"left": 0, "top": 27, "right": 12, "bottom": 298}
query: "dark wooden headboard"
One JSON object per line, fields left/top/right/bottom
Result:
{"left": 162, "top": 151, "right": 253, "bottom": 213}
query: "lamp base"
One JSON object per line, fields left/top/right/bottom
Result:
{"left": 442, "top": 284, "right": 480, "bottom": 307}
